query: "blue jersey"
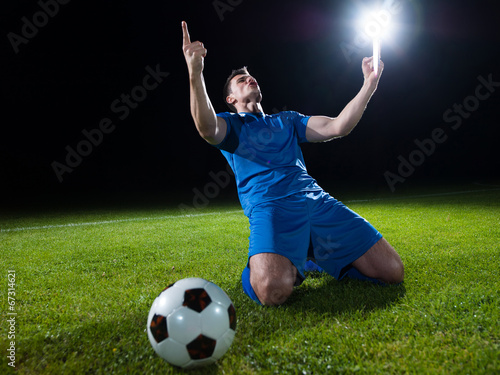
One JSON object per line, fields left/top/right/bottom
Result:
{"left": 214, "top": 111, "right": 322, "bottom": 216}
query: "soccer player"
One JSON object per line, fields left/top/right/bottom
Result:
{"left": 181, "top": 21, "right": 404, "bottom": 306}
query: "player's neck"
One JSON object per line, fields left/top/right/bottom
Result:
{"left": 236, "top": 101, "right": 263, "bottom": 114}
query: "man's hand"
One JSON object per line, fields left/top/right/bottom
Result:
{"left": 182, "top": 21, "right": 207, "bottom": 77}
{"left": 181, "top": 21, "right": 227, "bottom": 145}
{"left": 362, "top": 56, "right": 384, "bottom": 91}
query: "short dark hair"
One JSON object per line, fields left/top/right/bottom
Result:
{"left": 223, "top": 66, "right": 249, "bottom": 112}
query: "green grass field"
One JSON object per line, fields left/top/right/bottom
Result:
{"left": 1, "top": 184, "right": 499, "bottom": 374}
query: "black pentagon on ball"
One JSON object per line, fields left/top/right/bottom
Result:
{"left": 183, "top": 288, "right": 212, "bottom": 313}
{"left": 186, "top": 334, "right": 217, "bottom": 359}
{"left": 228, "top": 304, "right": 237, "bottom": 331}
{"left": 150, "top": 314, "right": 169, "bottom": 343}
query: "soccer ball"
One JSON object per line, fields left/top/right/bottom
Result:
{"left": 147, "top": 278, "right": 237, "bottom": 369}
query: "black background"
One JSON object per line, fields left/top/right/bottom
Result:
{"left": 1, "top": 0, "right": 499, "bottom": 209}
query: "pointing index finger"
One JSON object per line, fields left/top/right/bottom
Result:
{"left": 182, "top": 21, "right": 191, "bottom": 47}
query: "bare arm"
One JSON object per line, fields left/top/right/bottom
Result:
{"left": 182, "top": 21, "right": 226, "bottom": 145}
{"left": 306, "top": 57, "right": 383, "bottom": 143}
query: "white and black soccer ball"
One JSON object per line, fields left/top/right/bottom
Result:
{"left": 147, "top": 277, "right": 237, "bottom": 369}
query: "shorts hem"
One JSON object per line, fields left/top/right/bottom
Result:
{"left": 320, "top": 232, "right": 383, "bottom": 280}
{"left": 247, "top": 250, "right": 306, "bottom": 280}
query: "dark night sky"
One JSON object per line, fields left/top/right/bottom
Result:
{"left": 1, "top": 0, "right": 499, "bottom": 207}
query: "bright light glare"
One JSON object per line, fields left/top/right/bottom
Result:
{"left": 356, "top": 5, "right": 395, "bottom": 76}
{"left": 373, "top": 38, "right": 381, "bottom": 76}
{"left": 361, "top": 9, "right": 393, "bottom": 39}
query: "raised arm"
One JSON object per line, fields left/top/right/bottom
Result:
{"left": 306, "top": 57, "right": 383, "bottom": 143}
{"left": 182, "top": 21, "right": 226, "bottom": 145}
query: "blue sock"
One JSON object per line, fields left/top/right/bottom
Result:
{"left": 345, "top": 267, "right": 386, "bottom": 286}
{"left": 305, "top": 260, "right": 324, "bottom": 273}
{"left": 241, "top": 266, "right": 262, "bottom": 305}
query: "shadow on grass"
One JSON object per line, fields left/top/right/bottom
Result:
{"left": 22, "top": 309, "right": 224, "bottom": 375}
{"left": 284, "top": 273, "right": 406, "bottom": 316}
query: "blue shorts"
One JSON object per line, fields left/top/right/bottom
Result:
{"left": 241, "top": 190, "right": 382, "bottom": 303}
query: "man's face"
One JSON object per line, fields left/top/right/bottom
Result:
{"left": 227, "top": 74, "right": 262, "bottom": 107}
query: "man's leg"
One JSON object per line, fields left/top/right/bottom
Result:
{"left": 248, "top": 253, "right": 297, "bottom": 306}
{"left": 244, "top": 194, "right": 311, "bottom": 305}
{"left": 351, "top": 237, "right": 404, "bottom": 284}
{"left": 306, "top": 191, "right": 403, "bottom": 285}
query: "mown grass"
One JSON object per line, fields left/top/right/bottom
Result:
{"left": 1, "top": 186, "right": 499, "bottom": 374}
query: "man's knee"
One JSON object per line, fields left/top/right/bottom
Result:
{"left": 353, "top": 238, "right": 405, "bottom": 285}
{"left": 387, "top": 257, "right": 405, "bottom": 284}
{"left": 251, "top": 275, "right": 294, "bottom": 306}
{"left": 378, "top": 244, "right": 405, "bottom": 284}
{"left": 248, "top": 253, "right": 297, "bottom": 306}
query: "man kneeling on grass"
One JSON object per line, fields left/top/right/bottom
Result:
{"left": 181, "top": 21, "right": 404, "bottom": 306}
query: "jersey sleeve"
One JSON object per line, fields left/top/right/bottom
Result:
{"left": 214, "top": 112, "right": 239, "bottom": 153}
{"left": 283, "top": 111, "right": 311, "bottom": 144}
